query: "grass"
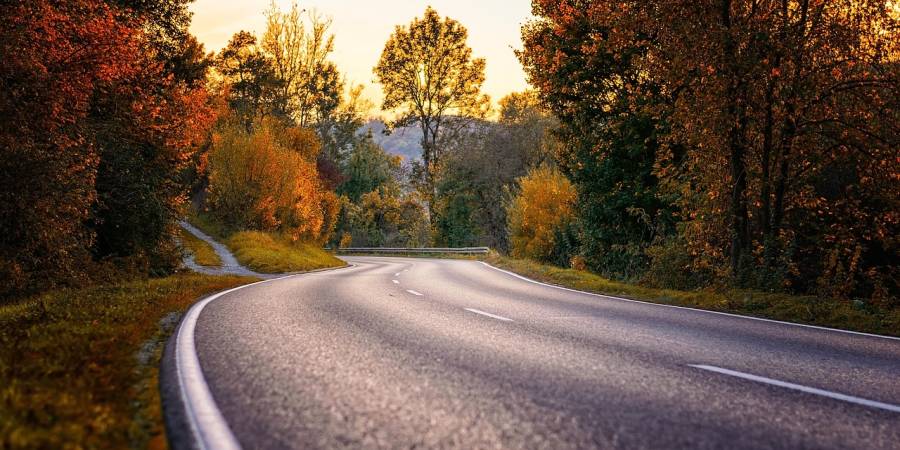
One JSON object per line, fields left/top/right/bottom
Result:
{"left": 486, "top": 253, "right": 900, "bottom": 338}
{"left": 186, "top": 210, "right": 230, "bottom": 241}
{"left": 227, "top": 231, "right": 346, "bottom": 273}
{"left": 178, "top": 227, "right": 221, "bottom": 267}
{"left": 0, "top": 273, "right": 258, "bottom": 449}
{"left": 187, "top": 211, "right": 345, "bottom": 274}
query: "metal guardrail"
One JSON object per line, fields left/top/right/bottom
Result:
{"left": 333, "top": 247, "right": 490, "bottom": 255}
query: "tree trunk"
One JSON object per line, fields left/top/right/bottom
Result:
{"left": 721, "top": 0, "right": 751, "bottom": 278}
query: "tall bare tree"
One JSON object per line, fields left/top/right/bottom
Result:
{"left": 262, "top": 2, "right": 341, "bottom": 127}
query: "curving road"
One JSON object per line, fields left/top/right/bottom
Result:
{"left": 163, "top": 256, "right": 900, "bottom": 449}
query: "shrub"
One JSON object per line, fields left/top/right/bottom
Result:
{"left": 507, "top": 165, "right": 577, "bottom": 262}
{"left": 206, "top": 117, "right": 336, "bottom": 242}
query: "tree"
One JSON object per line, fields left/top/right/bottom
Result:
{"left": 520, "top": 0, "right": 900, "bottom": 299}
{"left": 205, "top": 116, "right": 337, "bottom": 242}
{"left": 435, "top": 91, "right": 557, "bottom": 251}
{"left": 1, "top": 0, "right": 218, "bottom": 297}
{"left": 519, "top": 3, "right": 678, "bottom": 278}
{"left": 215, "top": 31, "right": 279, "bottom": 129}
{"left": 262, "top": 2, "right": 342, "bottom": 127}
{"left": 0, "top": 0, "right": 137, "bottom": 297}
{"left": 338, "top": 132, "right": 401, "bottom": 202}
{"left": 507, "top": 166, "right": 577, "bottom": 263}
{"left": 374, "top": 7, "right": 489, "bottom": 213}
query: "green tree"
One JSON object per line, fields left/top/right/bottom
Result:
{"left": 338, "top": 132, "right": 401, "bottom": 202}
{"left": 215, "top": 31, "right": 280, "bottom": 129}
{"left": 436, "top": 91, "right": 557, "bottom": 251}
{"left": 374, "top": 7, "right": 489, "bottom": 213}
{"left": 519, "top": 1, "right": 678, "bottom": 279}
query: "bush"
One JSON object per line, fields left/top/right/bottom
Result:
{"left": 206, "top": 117, "right": 337, "bottom": 242}
{"left": 507, "top": 165, "right": 577, "bottom": 262}
{"left": 226, "top": 231, "right": 344, "bottom": 273}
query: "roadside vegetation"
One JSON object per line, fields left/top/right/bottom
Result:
{"left": 227, "top": 231, "right": 344, "bottom": 273}
{"left": 2, "top": 0, "right": 898, "bottom": 446}
{"left": 487, "top": 254, "right": 900, "bottom": 338}
{"left": 178, "top": 227, "right": 221, "bottom": 267}
{"left": 0, "top": 273, "right": 257, "bottom": 449}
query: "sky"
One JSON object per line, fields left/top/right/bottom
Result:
{"left": 188, "top": 0, "right": 535, "bottom": 112}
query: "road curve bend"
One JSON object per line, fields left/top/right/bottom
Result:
{"left": 162, "top": 256, "right": 900, "bottom": 449}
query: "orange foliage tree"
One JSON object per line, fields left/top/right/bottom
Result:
{"left": 1, "top": 0, "right": 217, "bottom": 297}
{"left": 521, "top": 0, "right": 899, "bottom": 299}
{"left": 507, "top": 166, "right": 577, "bottom": 263}
{"left": 206, "top": 116, "right": 338, "bottom": 243}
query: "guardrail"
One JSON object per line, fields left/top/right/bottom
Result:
{"left": 333, "top": 247, "right": 490, "bottom": 255}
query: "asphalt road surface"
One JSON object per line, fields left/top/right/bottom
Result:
{"left": 166, "top": 256, "right": 900, "bottom": 449}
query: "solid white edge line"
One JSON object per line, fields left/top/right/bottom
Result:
{"left": 479, "top": 261, "right": 900, "bottom": 342}
{"left": 406, "top": 289, "right": 423, "bottom": 296}
{"left": 465, "top": 308, "right": 514, "bottom": 322}
{"left": 175, "top": 265, "right": 352, "bottom": 450}
{"left": 689, "top": 364, "right": 900, "bottom": 413}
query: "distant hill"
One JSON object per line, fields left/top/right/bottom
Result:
{"left": 361, "top": 120, "right": 422, "bottom": 161}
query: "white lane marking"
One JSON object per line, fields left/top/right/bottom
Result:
{"left": 406, "top": 289, "right": 423, "bottom": 296}
{"left": 479, "top": 262, "right": 900, "bottom": 342}
{"left": 465, "top": 308, "right": 514, "bottom": 322}
{"left": 392, "top": 279, "right": 400, "bottom": 284}
{"left": 689, "top": 364, "right": 900, "bottom": 413}
{"left": 175, "top": 266, "right": 351, "bottom": 450}
{"left": 394, "top": 272, "right": 401, "bottom": 277}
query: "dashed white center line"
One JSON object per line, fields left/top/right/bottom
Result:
{"left": 464, "top": 308, "right": 513, "bottom": 322}
{"left": 689, "top": 364, "right": 900, "bottom": 413}
{"left": 392, "top": 279, "right": 400, "bottom": 284}
{"left": 406, "top": 289, "right": 423, "bottom": 296}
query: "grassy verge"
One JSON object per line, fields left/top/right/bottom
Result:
{"left": 178, "top": 227, "right": 221, "bottom": 267}
{"left": 186, "top": 210, "right": 229, "bottom": 241}
{"left": 486, "top": 253, "right": 900, "bottom": 337}
{"left": 0, "top": 273, "right": 258, "bottom": 449}
{"left": 228, "top": 231, "right": 345, "bottom": 273}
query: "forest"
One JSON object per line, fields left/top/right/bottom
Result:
{"left": 1, "top": 0, "right": 898, "bottom": 306}
{"left": 2, "top": 1, "right": 899, "bottom": 447}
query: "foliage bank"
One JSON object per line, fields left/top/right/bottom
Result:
{"left": 520, "top": 0, "right": 899, "bottom": 302}
{"left": 0, "top": 0, "right": 214, "bottom": 299}
{"left": 0, "top": 273, "right": 256, "bottom": 449}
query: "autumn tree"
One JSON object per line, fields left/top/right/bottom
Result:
{"left": 507, "top": 166, "right": 577, "bottom": 264}
{"left": 521, "top": 0, "right": 899, "bottom": 299}
{"left": 262, "top": 2, "right": 342, "bottom": 128}
{"left": 205, "top": 115, "right": 338, "bottom": 242}
{"left": 1, "top": 0, "right": 216, "bottom": 297}
{"left": 374, "top": 7, "right": 489, "bottom": 212}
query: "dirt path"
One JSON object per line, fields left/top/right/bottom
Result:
{"left": 179, "top": 220, "right": 267, "bottom": 278}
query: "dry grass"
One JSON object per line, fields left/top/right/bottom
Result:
{"left": 0, "top": 273, "right": 257, "bottom": 449}
{"left": 227, "top": 231, "right": 345, "bottom": 273}
{"left": 486, "top": 253, "right": 900, "bottom": 337}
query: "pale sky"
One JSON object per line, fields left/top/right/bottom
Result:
{"left": 188, "top": 0, "right": 534, "bottom": 112}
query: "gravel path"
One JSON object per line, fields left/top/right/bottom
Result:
{"left": 179, "top": 220, "right": 268, "bottom": 278}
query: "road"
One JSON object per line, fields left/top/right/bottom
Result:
{"left": 163, "top": 256, "right": 900, "bottom": 449}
